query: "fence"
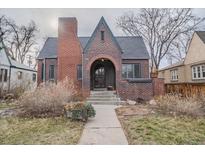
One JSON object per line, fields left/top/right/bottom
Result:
{"left": 165, "top": 83, "right": 205, "bottom": 97}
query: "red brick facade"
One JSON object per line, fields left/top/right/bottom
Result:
{"left": 57, "top": 18, "right": 82, "bottom": 91}
{"left": 37, "top": 17, "right": 165, "bottom": 101}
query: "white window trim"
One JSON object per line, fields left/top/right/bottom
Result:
{"left": 170, "top": 69, "right": 178, "bottom": 81}
{"left": 192, "top": 64, "right": 205, "bottom": 80}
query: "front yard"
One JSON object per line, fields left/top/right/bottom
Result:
{"left": 116, "top": 105, "right": 205, "bottom": 144}
{"left": 0, "top": 117, "right": 84, "bottom": 144}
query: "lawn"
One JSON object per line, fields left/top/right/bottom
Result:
{"left": 116, "top": 105, "right": 205, "bottom": 144}
{"left": 0, "top": 103, "right": 16, "bottom": 110}
{"left": 0, "top": 117, "right": 84, "bottom": 144}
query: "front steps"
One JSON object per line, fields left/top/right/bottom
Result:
{"left": 86, "top": 90, "right": 122, "bottom": 105}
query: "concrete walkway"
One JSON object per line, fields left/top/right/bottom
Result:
{"left": 79, "top": 105, "right": 128, "bottom": 145}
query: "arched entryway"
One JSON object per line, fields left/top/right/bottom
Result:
{"left": 90, "top": 58, "right": 116, "bottom": 90}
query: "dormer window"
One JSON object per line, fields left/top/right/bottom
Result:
{"left": 101, "top": 31, "right": 104, "bottom": 41}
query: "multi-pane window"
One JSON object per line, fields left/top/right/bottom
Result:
{"left": 77, "top": 64, "right": 82, "bottom": 80}
{"left": 101, "top": 31, "right": 104, "bottom": 41}
{"left": 192, "top": 64, "right": 205, "bottom": 79}
{"left": 122, "top": 64, "right": 141, "bottom": 79}
{"left": 0, "top": 69, "right": 8, "bottom": 82}
{"left": 49, "top": 65, "right": 55, "bottom": 80}
{"left": 170, "top": 69, "right": 178, "bottom": 81}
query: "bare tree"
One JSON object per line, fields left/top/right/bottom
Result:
{"left": 6, "top": 20, "right": 38, "bottom": 64}
{"left": 117, "top": 8, "right": 204, "bottom": 71}
{"left": 0, "top": 16, "right": 12, "bottom": 50}
{"left": 166, "top": 32, "right": 192, "bottom": 64}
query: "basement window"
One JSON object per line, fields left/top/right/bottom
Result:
{"left": 101, "top": 31, "right": 104, "bottom": 41}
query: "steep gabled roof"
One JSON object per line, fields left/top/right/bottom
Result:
{"left": 37, "top": 37, "right": 58, "bottom": 59}
{"left": 196, "top": 31, "right": 205, "bottom": 43}
{"left": 159, "top": 60, "right": 184, "bottom": 71}
{"left": 37, "top": 36, "right": 150, "bottom": 60}
{"left": 9, "top": 57, "right": 36, "bottom": 72}
{"left": 0, "top": 42, "right": 36, "bottom": 72}
{"left": 84, "top": 16, "right": 122, "bottom": 53}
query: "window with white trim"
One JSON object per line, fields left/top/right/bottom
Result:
{"left": 192, "top": 64, "right": 205, "bottom": 79}
{"left": 170, "top": 69, "right": 178, "bottom": 81}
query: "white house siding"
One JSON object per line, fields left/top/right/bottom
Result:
{"left": 1, "top": 44, "right": 37, "bottom": 92}
{"left": 10, "top": 67, "right": 37, "bottom": 91}
{"left": 0, "top": 48, "right": 10, "bottom": 91}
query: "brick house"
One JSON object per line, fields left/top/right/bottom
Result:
{"left": 37, "top": 17, "right": 164, "bottom": 101}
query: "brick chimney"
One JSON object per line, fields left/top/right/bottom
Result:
{"left": 57, "top": 17, "right": 82, "bottom": 90}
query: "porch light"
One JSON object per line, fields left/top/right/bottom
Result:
{"left": 101, "top": 59, "right": 104, "bottom": 62}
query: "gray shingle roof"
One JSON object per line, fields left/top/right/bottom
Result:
{"left": 196, "top": 31, "right": 205, "bottom": 43}
{"left": 37, "top": 37, "right": 58, "bottom": 59}
{"left": 37, "top": 36, "right": 149, "bottom": 60}
{"left": 9, "top": 57, "right": 36, "bottom": 72}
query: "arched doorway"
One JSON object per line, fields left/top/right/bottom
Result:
{"left": 90, "top": 58, "right": 116, "bottom": 90}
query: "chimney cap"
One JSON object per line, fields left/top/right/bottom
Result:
{"left": 58, "top": 17, "right": 77, "bottom": 21}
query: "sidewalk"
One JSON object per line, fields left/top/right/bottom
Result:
{"left": 79, "top": 105, "right": 128, "bottom": 145}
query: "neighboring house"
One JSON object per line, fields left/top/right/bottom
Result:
{"left": 37, "top": 17, "right": 164, "bottom": 101}
{"left": 0, "top": 43, "right": 37, "bottom": 93}
{"left": 158, "top": 31, "right": 205, "bottom": 95}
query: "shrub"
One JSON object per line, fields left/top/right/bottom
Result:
{"left": 17, "top": 77, "right": 76, "bottom": 118}
{"left": 155, "top": 94, "right": 205, "bottom": 117}
{"left": 64, "top": 102, "right": 96, "bottom": 121}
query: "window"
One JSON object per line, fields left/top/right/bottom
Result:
{"left": 4, "top": 69, "right": 7, "bottom": 82}
{"left": 0, "top": 69, "right": 8, "bottom": 82}
{"left": 170, "top": 69, "right": 178, "bottom": 81}
{"left": 32, "top": 73, "right": 36, "bottom": 82}
{"left": 0, "top": 69, "right": 2, "bottom": 82}
{"left": 49, "top": 65, "right": 55, "bottom": 80}
{"left": 192, "top": 64, "right": 205, "bottom": 79}
{"left": 101, "top": 31, "right": 104, "bottom": 41}
{"left": 77, "top": 64, "right": 82, "bottom": 80}
{"left": 41, "top": 63, "right": 44, "bottom": 80}
{"left": 17, "top": 71, "right": 23, "bottom": 79}
{"left": 122, "top": 64, "right": 141, "bottom": 79}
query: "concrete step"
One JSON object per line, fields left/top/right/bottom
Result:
{"left": 86, "top": 100, "right": 122, "bottom": 105}
{"left": 90, "top": 91, "right": 116, "bottom": 95}
{"left": 89, "top": 95, "right": 117, "bottom": 98}
{"left": 87, "top": 98, "right": 119, "bottom": 101}
{"left": 90, "top": 94, "right": 117, "bottom": 97}
{"left": 88, "top": 90, "right": 122, "bottom": 105}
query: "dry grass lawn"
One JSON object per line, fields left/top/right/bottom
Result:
{"left": 0, "top": 117, "right": 84, "bottom": 144}
{"left": 116, "top": 105, "right": 205, "bottom": 144}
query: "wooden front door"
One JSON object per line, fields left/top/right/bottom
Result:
{"left": 94, "top": 67, "right": 105, "bottom": 88}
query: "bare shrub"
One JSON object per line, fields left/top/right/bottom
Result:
{"left": 17, "top": 77, "right": 76, "bottom": 118}
{"left": 155, "top": 94, "right": 205, "bottom": 117}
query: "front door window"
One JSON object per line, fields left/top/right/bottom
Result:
{"left": 94, "top": 67, "right": 105, "bottom": 88}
